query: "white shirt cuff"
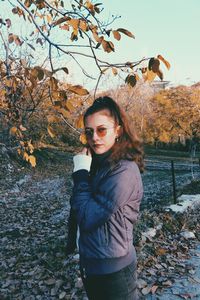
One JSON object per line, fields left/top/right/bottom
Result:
{"left": 73, "top": 154, "right": 92, "bottom": 172}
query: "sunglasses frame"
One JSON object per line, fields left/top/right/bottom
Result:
{"left": 84, "top": 126, "right": 115, "bottom": 139}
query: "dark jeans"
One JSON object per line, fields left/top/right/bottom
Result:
{"left": 81, "top": 261, "right": 138, "bottom": 300}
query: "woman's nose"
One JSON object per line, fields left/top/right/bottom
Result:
{"left": 92, "top": 131, "right": 99, "bottom": 141}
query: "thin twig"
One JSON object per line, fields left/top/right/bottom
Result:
{"left": 15, "top": 0, "right": 146, "bottom": 74}
{"left": 60, "top": 114, "right": 80, "bottom": 135}
{"left": 89, "top": 38, "right": 101, "bottom": 72}
{"left": 94, "top": 73, "right": 103, "bottom": 99}
{"left": 49, "top": 44, "right": 54, "bottom": 72}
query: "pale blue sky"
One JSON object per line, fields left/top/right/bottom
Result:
{"left": 102, "top": 0, "right": 200, "bottom": 86}
{"left": 1, "top": 0, "right": 200, "bottom": 89}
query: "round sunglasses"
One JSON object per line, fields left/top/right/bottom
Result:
{"left": 84, "top": 126, "right": 115, "bottom": 139}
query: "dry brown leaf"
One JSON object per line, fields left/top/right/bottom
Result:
{"left": 102, "top": 40, "right": 115, "bottom": 53}
{"left": 66, "top": 99, "right": 75, "bottom": 112}
{"left": 23, "top": 151, "right": 29, "bottom": 162}
{"left": 156, "top": 69, "right": 164, "bottom": 80}
{"left": 62, "top": 67, "right": 69, "bottom": 74}
{"left": 9, "top": 126, "right": 18, "bottom": 136}
{"left": 117, "top": 28, "right": 135, "bottom": 38}
{"left": 50, "top": 77, "right": 58, "bottom": 90}
{"left": 8, "top": 33, "right": 14, "bottom": 44}
{"left": 14, "top": 36, "right": 23, "bottom": 46}
{"left": 85, "top": 1, "right": 95, "bottom": 15}
{"left": 148, "top": 58, "right": 160, "bottom": 72}
{"left": 6, "top": 18, "right": 11, "bottom": 28}
{"left": 36, "top": 1, "right": 46, "bottom": 9}
{"left": 146, "top": 69, "right": 157, "bottom": 82}
{"left": 68, "top": 19, "right": 80, "bottom": 30}
{"left": 27, "top": 141, "right": 34, "bottom": 154}
{"left": 101, "top": 67, "right": 109, "bottom": 74}
{"left": 151, "top": 285, "right": 159, "bottom": 294}
{"left": 47, "top": 126, "right": 56, "bottom": 138}
{"left": 71, "top": 29, "right": 78, "bottom": 41}
{"left": 112, "top": 30, "right": 121, "bottom": 41}
{"left": 58, "top": 108, "right": 71, "bottom": 119}
{"left": 156, "top": 247, "right": 167, "bottom": 256}
{"left": 28, "top": 155, "right": 36, "bottom": 167}
{"left": 162, "top": 280, "right": 173, "bottom": 286}
{"left": 24, "top": 0, "right": 32, "bottom": 8}
{"left": 53, "top": 16, "right": 71, "bottom": 27}
{"left": 125, "top": 74, "right": 137, "bottom": 87}
{"left": 60, "top": 23, "right": 70, "bottom": 31}
{"left": 35, "top": 68, "right": 44, "bottom": 81}
{"left": 79, "top": 20, "right": 88, "bottom": 31}
{"left": 47, "top": 115, "right": 60, "bottom": 123}
{"left": 19, "top": 125, "right": 27, "bottom": 131}
{"left": 157, "top": 54, "right": 171, "bottom": 70}
{"left": 30, "top": 68, "right": 38, "bottom": 79}
{"left": 75, "top": 115, "right": 84, "bottom": 129}
{"left": 46, "top": 14, "right": 52, "bottom": 24}
{"left": 112, "top": 67, "right": 118, "bottom": 76}
{"left": 68, "top": 85, "right": 89, "bottom": 96}
{"left": 94, "top": 4, "right": 101, "bottom": 14}
{"left": 79, "top": 133, "right": 87, "bottom": 145}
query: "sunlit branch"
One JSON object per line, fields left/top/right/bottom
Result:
{"left": 94, "top": 73, "right": 103, "bottom": 99}
{"left": 60, "top": 114, "right": 81, "bottom": 135}
{"left": 49, "top": 44, "right": 54, "bottom": 72}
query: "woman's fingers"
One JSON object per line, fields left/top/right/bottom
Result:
{"left": 77, "top": 147, "right": 91, "bottom": 156}
{"left": 78, "top": 148, "right": 86, "bottom": 155}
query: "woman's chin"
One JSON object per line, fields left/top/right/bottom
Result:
{"left": 92, "top": 145, "right": 106, "bottom": 154}
{"left": 94, "top": 149, "right": 105, "bottom": 154}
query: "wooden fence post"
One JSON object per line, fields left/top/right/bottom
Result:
{"left": 171, "top": 160, "right": 177, "bottom": 204}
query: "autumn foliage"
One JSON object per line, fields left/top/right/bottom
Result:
{"left": 145, "top": 86, "right": 200, "bottom": 144}
{"left": 0, "top": 0, "right": 172, "bottom": 166}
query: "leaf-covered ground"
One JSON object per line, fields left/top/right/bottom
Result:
{"left": 0, "top": 147, "right": 200, "bottom": 299}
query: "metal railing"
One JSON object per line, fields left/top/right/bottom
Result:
{"left": 141, "top": 157, "right": 200, "bottom": 209}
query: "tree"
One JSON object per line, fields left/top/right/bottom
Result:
{"left": 144, "top": 85, "right": 200, "bottom": 145}
{"left": 102, "top": 82, "right": 199, "bottom": 150}
{"left": 0, "top": 0, "right": 170, "bottom": 166}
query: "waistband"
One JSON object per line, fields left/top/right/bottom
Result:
{"left": 80, "top": 245, "right": 137, "bottom": 276}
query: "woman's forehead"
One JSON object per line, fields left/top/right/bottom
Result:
{"left": 85, "top": 110, "right": 115, "bottom": 126}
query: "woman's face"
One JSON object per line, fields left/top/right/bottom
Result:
{"left": 85, "top": 109, "right": 121, "bottom": 154}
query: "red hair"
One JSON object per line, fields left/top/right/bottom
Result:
{"left": 84, "top": 96, "right": 144, "bottom": 172}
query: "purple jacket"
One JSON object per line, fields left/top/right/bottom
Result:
{"left": 71, "top": 159, "right": 143, "bottom": 275}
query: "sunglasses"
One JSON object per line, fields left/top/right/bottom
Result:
{"left": 84, "top": 127, "right": 115, "bottom": 139}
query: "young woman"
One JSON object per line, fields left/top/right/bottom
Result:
{"left": 70, "top": 96, "right": 143, "bottom": 300}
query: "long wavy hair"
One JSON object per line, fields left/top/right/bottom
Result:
{"left": 84, "top": 96, "right": 144, "bottom": 172}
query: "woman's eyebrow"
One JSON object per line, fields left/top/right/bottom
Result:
{"left": 85, "top": 124, "right": 106, "bottom": 129}
{"left": 97, "top": 124, "right": 106, "bottom": 127}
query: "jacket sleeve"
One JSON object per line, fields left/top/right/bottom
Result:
{"left": 71, "top": 162, "right": 143, "bottom": 232}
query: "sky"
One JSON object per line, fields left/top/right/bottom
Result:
{"left": 102, "top": 0, "right": 200, "bottom": 87}
{"left": 1, "top": 0, "right": 200, "bottom": 90}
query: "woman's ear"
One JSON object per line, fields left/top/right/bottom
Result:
{"left": 116, "top": 125, "right": 123, "bottom": 138}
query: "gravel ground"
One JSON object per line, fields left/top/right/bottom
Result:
{"left": 1, "top": 148, "right": 200, "bottom": 299}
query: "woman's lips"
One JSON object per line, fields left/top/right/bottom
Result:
{"left": 93, "top": 144, "right": 104, "bottom": 147}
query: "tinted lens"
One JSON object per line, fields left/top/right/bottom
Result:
{"left": 96, "top": 127, "right": 107, "bottom": 137}
{"left": 85, "top": 127, "right": 108, "bottom": 138}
